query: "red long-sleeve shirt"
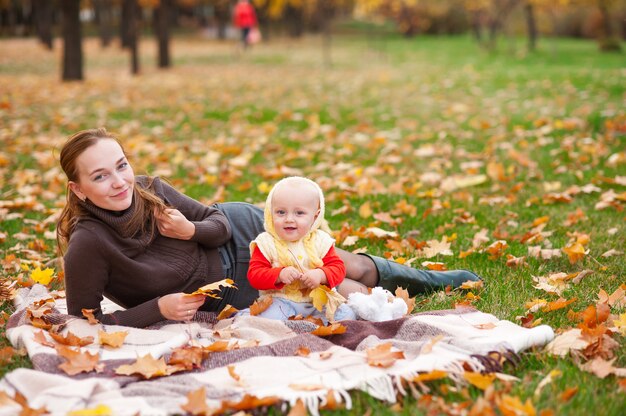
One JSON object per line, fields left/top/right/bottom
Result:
{"left": 248, "top": 245, "right": 345, "bottom": 290}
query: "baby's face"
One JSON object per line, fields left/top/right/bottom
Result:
{"left": 271, "top": 183, "right": 319, "bottom": 242}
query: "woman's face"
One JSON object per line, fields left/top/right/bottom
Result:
{"left": 69, "top": 139, "right": 135, "bottom": 211}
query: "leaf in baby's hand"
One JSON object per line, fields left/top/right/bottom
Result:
{"left": 188, "top": 278, "right": 236, "bottom": 299}
{"left": 180, "top": 387, "right": 215, "bottom": 416}
{"left": 217, "top": 304, "right": 238, "bottom": 320}
{"left": 310, "top": 285, "right": 346, "bottom": 321}
{"left": 311, "top": 322, "right": 347, "bottom": 336}
{"left": 366, "top": 342, "right": 405, "bottom": 368}
{"left": 98, "top": 330, "right": 128, "bottom": 348}
{"left": 115, "top": 354, "right": 170, "bottom": 379}
{"left": 81, "top": 309, "right": 99, "bottom": 324}
{"left": 250, "top": 296, "right": 273, "bottom": 316}
{"left": 57, "top": 346, "right": 103, "bottom": 376}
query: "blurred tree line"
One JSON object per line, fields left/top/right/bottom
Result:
{"left": 0, "top": 0, "right": 623, "bottom": 81}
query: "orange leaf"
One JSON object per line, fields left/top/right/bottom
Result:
{"left": 217, "top": 304, "right": 239, "bottom": 320}
{"left": 562, "top": 242, "right": 586, "bottom": 264}
{"left": 413, "top": 370, "right": 448, "bottom": 382}
{"left": 394, "top": 287, "right": 415, "bottom": 314}
{"left": 311, "top": 323, "right": 347, "bottom": 336}
{"left": 188, "top": 278, "right": 236, "bottom": 298}
{"left": 288, "top": 399, "right": 308, "bottom": 415}
{"left": 98, "top": 330, "right": 128, "bottom": 349}
{"left": 219, "top": 394, "right": 279, "bottom": 413}
{"left": 541, "top": 297, "right": 576, "bottom": 312}
{"left": 49, "top": 329, "right": 94, "bottom": 347}
{"left": 81, "top": 308, "right": 99, "bottom": 324}
{"left": 464, "top": 372, "right": 496, "bottom": 390}
{"left": 33, "top": 330, "right": 55, "bottom": 348}
{"left": 180, "top": 387, "right": 215, "bottom": 416}
{"left": 250, "top": 296, "right": 273, "bottom": 316}
{"left": 559, "top": 387, "right": 578, "bottom": 402}
{"left": 115, "top": 354, "right": 170, "bottom": 379}
{"left": 497, "top": 394, "right": 536, "bottom": 416}
{"left": 295, "top": 346, "right": 310, "bottom": 357}
{"left": 169, "top": 346, "right": 204, "bottom": 370}
{"left": 56, "top": 346, "right": 103, "bottom": 376}
{"left": 320, "top": 390, "right": 345, "bottom": 410}
{"left": 365, "top": 342, "right": 405, "bottom": 368}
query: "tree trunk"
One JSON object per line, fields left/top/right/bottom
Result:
{"left": 154, "top": 0, "right": 171, "bottom": 68}
{"left": 94, "top": 0, "right": 113, "bottom": 48}
{"left": 598, "top": 0, "right": 614, "bottom": 38}
{"left": 125, "top": 0, "right": 139, "bottom": 74}
{"left": 524, "top": 2, "right": 537, "bottom": 52}
{"left": 33, "top": 0, "right": 53, "bottom": 50}
{"left": 120, "top": 0, "right": 132, "bottom": 48}
{"left": 61, "top": 0, "right": 82, "bottom": 81}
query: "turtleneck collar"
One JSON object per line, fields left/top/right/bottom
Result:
{"left": 79, "top": 196, "right": 137, "bottom": 238}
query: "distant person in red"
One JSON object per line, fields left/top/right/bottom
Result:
{"left": 233, "top": 0, "right": 258, "bottom": 49}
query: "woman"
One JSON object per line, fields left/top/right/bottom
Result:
{"left": 57, "top": 128, "right": 480, "bottom": 327}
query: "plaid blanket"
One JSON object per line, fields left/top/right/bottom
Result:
{"left": 1, "top": 285, "right": 554, "bottom": 415}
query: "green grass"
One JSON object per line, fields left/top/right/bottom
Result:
{"left": 0, "top": 33, "right": 625, "bottom": 414}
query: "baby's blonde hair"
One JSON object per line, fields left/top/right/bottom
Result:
{"left": 264, "top": 176, "right": 326, "bottom": 269}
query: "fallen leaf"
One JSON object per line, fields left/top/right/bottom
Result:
{"left": 67, "top": 404, "right": 113, "bottom": 416}
{"left": 81, "top": 309, "right": 99, "bottom": 324}
{"left": 30, "top": 267, "right": 54, "bottom": 285}
{"left": 216, "top": 304, "right": 238, "bottom": 320}
{"left": 180, "top": 387, "right": 215, "bottom": 416}
{"left": 250, "top": 296, "right": 273, "bottom": 316}
{"left": 311, "top": 322, "right": 347, "bottom": 336}
{"left": 98, "top": 330, "right": 128, "bottom": 348}
{"left": 413, "top": 370, "right": 448, "bottom": 382}
{"left": 464, "top": 372, "right": 496, "bottom": 390}
{"left": 49, "top": 329, "right": 94, "bottom": 347}
{"left": 365, "top": 342, "right": 405, "bottom": 368}
{"left": 57, "top": 346, "right": 103, "bottom": 376}
{"left": 115, "top": 354, "right": 170, "bottom": 379}
{"left": 559, "top": 387, "right": 578, "bottom": 402}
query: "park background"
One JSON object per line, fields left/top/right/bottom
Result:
{"left": 0, "top": 0, "right": 625, "bottom": 415}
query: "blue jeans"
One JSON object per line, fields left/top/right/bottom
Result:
{"left": 239, "top": 297, "right": 356, "bottom": 323}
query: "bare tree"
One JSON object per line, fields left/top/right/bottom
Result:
{"left": 61, "top": 0, "right": 82, "bottom": 81}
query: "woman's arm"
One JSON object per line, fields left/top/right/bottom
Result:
{"left": 64, "top": 231, "right": 165, "bottom": 327}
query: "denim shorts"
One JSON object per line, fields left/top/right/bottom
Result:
{"left": 200, "top": 202, "right": 264, "bottom": 311}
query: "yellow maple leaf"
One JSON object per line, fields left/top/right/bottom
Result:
{"left": 67, "top": 404, "right": 113, "bottom": 416}
{"left": 613, "top": 313, "right": 626, "bottom": 336}
{"left": 30, "top": 267, "right": 54, "bottom": 285}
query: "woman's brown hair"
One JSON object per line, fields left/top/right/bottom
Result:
{"left": 56, "top": 128, "right": 167, "bottom": 253}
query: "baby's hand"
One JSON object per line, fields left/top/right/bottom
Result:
{"left": 278, "top": 266, "right": 301, "bottom": 286}
{"left": 300, "top": 269, "right": 326, "bottom": 289}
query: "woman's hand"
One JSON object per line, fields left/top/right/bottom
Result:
{"left": 277, "top": 266, "right": 301, "bottom": 286}
{"left": 300, "top": 269, "right": 326, "bottom": 289}
{"left": 156, "top": 208, "right": 195, "bottom": 240}
{"left": 157, "top": 293, "right": 205, "bottom": 321}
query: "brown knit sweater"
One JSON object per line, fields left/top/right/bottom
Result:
{"left": 63, "top": 176, "right": 232, "bottom": 327}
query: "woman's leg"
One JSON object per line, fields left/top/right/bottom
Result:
{"left": 337, "top": 248, "right": 481, "bottom": 297}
